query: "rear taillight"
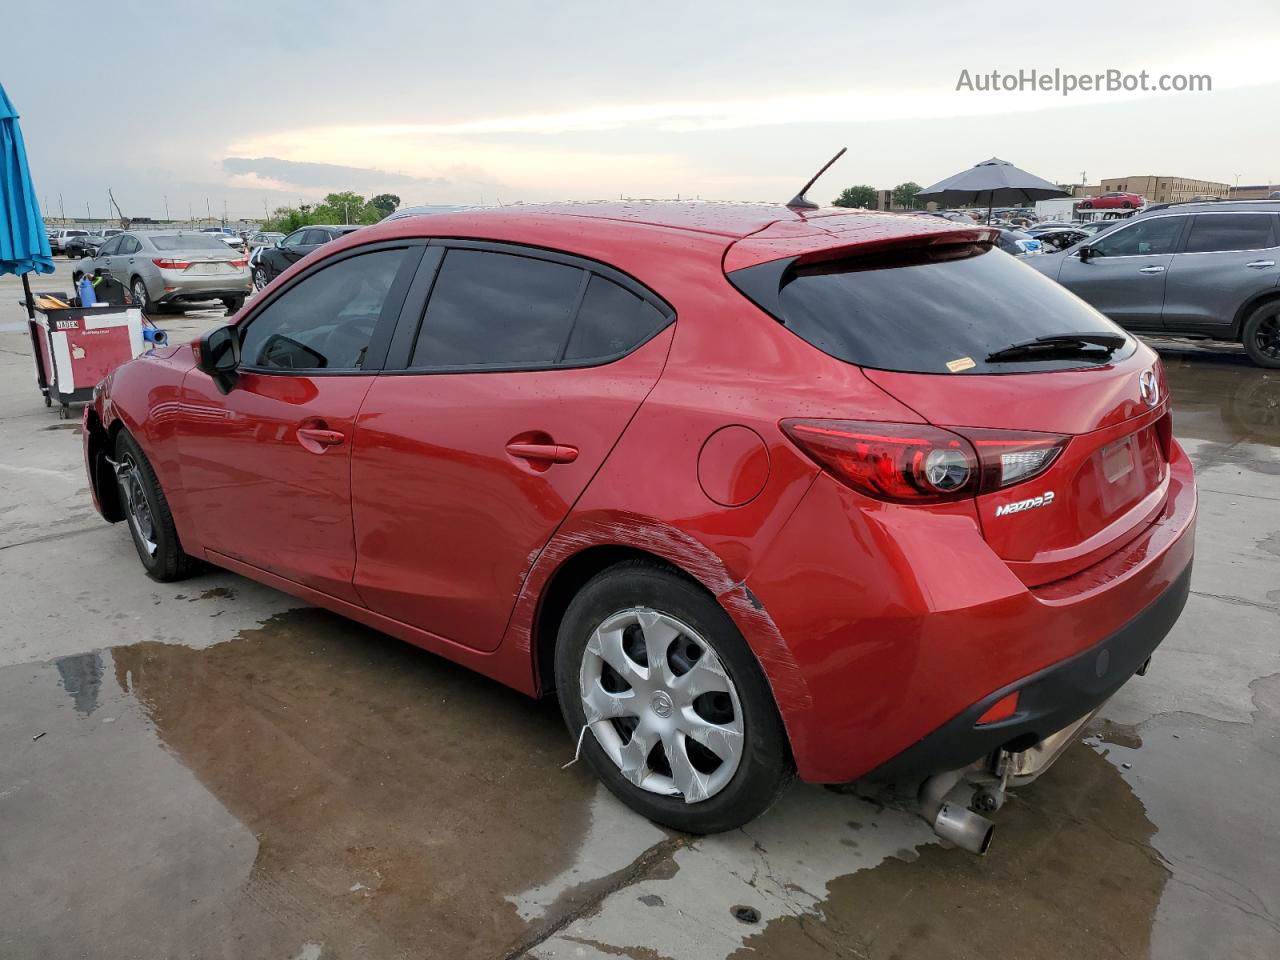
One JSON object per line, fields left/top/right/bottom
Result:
{"left": 230, "top": 258, "right": 248, "bottom": 267}
{"left": 152, "top": 258, "right": 191, "bottom": 269}
{"left": 781, "top": 419, "right": 1067, "bottom": 504}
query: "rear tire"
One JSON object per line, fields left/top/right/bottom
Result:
{"left": 1242, "top": 301, "right": 1280, "bottom": 369}
{"left": 114, "top": 430, "right": 199, "bottom": 582}
{"left": 554, "top": 561, "right": 793, "bottom": 834}
{"left": 222, "top": 296, "right": 245, "bottom": 315}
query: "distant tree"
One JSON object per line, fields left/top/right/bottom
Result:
{"left": 370, "top": 193, "right": 401, "bottom": 218}
{"left": 833, "top": 185, "right": 878, "bottom": 208}
{"left": 892, "top": 181, "right": 922, "bottom": 209}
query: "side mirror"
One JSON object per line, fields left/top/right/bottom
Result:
{"left": 274, "top": 238, "right": 284, "bottom": 248}
{"left": 1078, "top": 245, "right": 1096, "bottom": 262}
{"left": 196, "top": 324, "right": 240, "bottom": 393}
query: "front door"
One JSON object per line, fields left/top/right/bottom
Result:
{"left": 176, "top": 244, "right": 417, "bottom": 602}
{"left": 352, "top": 244, "right": 675, "bottom": 651}
{"left": 1056, "top": 214, "right": 1186, "bottom": 329}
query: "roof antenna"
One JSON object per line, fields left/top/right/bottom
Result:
{"left": 786, "top": 147, "right": 847, "bottom": 210}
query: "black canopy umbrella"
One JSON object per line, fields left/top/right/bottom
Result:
{"left": 916, "top": 157, "right": 1067, "bottom": 223}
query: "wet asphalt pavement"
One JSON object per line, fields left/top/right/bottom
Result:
{"left": 1, "top": 264, "right": 1278, "bottom": 959}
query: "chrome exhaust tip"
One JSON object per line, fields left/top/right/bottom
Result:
{"left": 933, "top": 801, "right": 995, "bottom": 855}
{"left": 918, "top": 768, "right": 996, "bottom": 856}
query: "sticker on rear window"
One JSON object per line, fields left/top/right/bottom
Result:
{"left": 946, "top": 356, "right": 976, "bottom": 373}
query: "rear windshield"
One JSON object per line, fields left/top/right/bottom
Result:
{"left": 149, "top": 234, "right": 231, "bottom": 251}
{"left": 760, "top": 244, "right": 1133, "bottom": 374}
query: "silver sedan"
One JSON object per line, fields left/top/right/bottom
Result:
{"left": 79, "top": 231, "right": 252, "bottom": 313}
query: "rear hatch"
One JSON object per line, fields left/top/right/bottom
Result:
{"left": 728, "top": 233, "right": 1171, "bottom": 586}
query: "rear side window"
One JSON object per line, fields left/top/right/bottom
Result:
{"left": 564, "top": 275, "right": 668, "bottom": 361}
{"left": 739, "top": 244, "right": 1131, "bottom": 375}
{"left": 1184, "top": 214, "right": 1277, "bottom": 253}
{"left": 412, "top": 250, "right": 583, "bottom": 367}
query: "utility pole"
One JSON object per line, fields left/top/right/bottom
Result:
{"left": 58, "top": 192, "right": 65, "bottom": 224}
{"left": 206, "top": 197, "right": 212, "bottom": 224}
{"left": 164, "top": 195, "right": 170, "bottom": 222}
{"left": 85, "top": 202, "right": 91, "bottom": 222}
{"left": 223, "top": 199, "right": 229, "bottom": 226}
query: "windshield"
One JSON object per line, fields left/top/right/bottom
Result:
{"left": 755, "top": 243, "right": 1133, "bottom": 374}
{"left": 149, "top": 234, "right": 233, "bottom": 251}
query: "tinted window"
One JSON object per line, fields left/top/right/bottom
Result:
{"left": 150, "top": 234, "right": 228, "bottom": 251}
{"left": 564, "top": 275, "right": 667, "bottom": 361}
{"left": 303, "top": 229, "right": 332, "bottom": 245}
{"left": 1184, "top": 214, "right": 1277, "bottom": 253}
{"left": 241, "top": 249, "right": 406, "bottom": 371}
{"left": 281, "top": 230, "right": 308, "bottom": 247}
{"left": 1089, "top": 216, "right": 1182, "bottom": 256}
{"left": 119, "top": 237, "right": 141, "bottom": 255}
{"left": 411, "top": 250, "right": 584, "bottom": 367}
{"left": 759, "top": 244, "right": 1130, "bottom": 375}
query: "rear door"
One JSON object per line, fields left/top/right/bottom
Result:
{"left": 1162, "top": 212, "right": 1280, "bottom": 332}
{"left": 1055, "top": 214, "right": 1187, "bottom": 329}
{"left": 351, "top": 241, "right": 674, "bottom": 651}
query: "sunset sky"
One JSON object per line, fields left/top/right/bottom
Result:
{"left": 7, "top": 0, "right": 1278, "bottom": 220}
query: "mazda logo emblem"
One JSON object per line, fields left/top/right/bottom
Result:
{"left": 1139, "top": 370, "right": 1160, "bottom": 408}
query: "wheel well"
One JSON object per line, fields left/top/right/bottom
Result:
{"left": 532, "top": 545, "right": 701, "bottom": 696}
{"left": 1232, "top": 290, "right": 1280, "bottom": 338}
{"left": 85, "top": 411, "right": 125, "bottom": 522}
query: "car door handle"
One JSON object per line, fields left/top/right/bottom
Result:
{"left": 297, "top": 427, "right": 345, "bottom": 453}
{"left": 1245, "top": 260, "right": 1276, "bottom": 269}
{"left": 505, "top": 441, "right": 579, "bottom": 464}
{"left": 1137, "top": 265, "right": 1166, "bottom": 274}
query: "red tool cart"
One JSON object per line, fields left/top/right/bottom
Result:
{"left": 27, "top": 296, "right": 146, "bottom": 418}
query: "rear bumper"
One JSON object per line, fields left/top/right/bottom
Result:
{"left": 744, "top": 438, "right": 1197, "bottom": 783}
{"left": 867, "top": 560, "right": 1190, "bottom": 781}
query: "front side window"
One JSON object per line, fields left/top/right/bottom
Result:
{"left": 1088, "top": 216, "right": 1182, "bottom": 257}
{"left": 240, "top": 249, "right": 406, "bottom": 371}
{"left": 281, "top": 230, "right": 308, "bottom": 248}
{"left": 98, "top": 237, "right": 121, "bottom": 257}
{"left": 1183, "top": 214, "right": 1277, "bottom": 253}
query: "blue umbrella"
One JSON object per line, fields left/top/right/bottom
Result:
{"left": 1, "top": 81, "right": 54, "bottom": 319}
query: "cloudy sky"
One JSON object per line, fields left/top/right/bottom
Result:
{"left": 7, "top": 0, "right": 1278, "bottom": 221}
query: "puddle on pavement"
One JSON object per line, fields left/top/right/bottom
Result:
{"left": 729, "top": 673, "right": 1280, "bottom": 960}
{"left": 1, "top": 608, "right": 604, "bottom": 959}
{"left": 730, "top": 746, "right": 1169, "bottom": 960}
{"left": 1162, "top": 349, "right": 1279, "bottom": 450}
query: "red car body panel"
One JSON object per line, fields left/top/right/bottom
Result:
{"left": 84, "top": 203, "right": 1197, "bottom": 786}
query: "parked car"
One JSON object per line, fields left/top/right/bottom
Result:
{"left": 64, "top": 232, "right": 105, "bottom": 258}
{"left": 1077, "top": 220, "right": 1121, "bottom": 236}
{"left": 1026, "top": 227, "right": 1090, "bottom": 251}
{"left": 378, "top": 204, "right": 470, "bottom": 223}
{"left": 995, "top": 228, "right": 1043, "bottom": 256}
{"left": 1029, "top": 201, "right": 1280, "bottom": 367}
{"left": 248, "top": 231, "right": 285, "bottom": 250}
{"left": 252, "top": 224, "right": 361, "bottom": 289}
{"left": 80, "top": 230, "right": 251, "bottom": 313}
{"left": 83, "top": 204, "right": 1195, "bottom": 847}
{"left": 49, "top": 228, "right": 89, "bottom": 254}
{"left": 1078, "top": 192, "right": 1144, "bottom": 210}
{"left": 200, "top": 226, "right": 247, "bottom": 254}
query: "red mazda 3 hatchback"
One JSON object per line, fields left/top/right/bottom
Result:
{"left": 84, "top": 203, "right": 1196, "bottom": 847}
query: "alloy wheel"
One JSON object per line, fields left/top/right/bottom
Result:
{"left": 1253, "top": 311, "right": 1280, "bottom": 362}
{"left": 131, "top": 279, "right": 149, "bottom": 310}
{"left": 253, "top": 267, "right": 268, "bottom": 291}
{"left": 579, "top": 608, "right": 744, "bottom": 803}
{"left": 117, "top": 454, "right": 157, "bottom": 557}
